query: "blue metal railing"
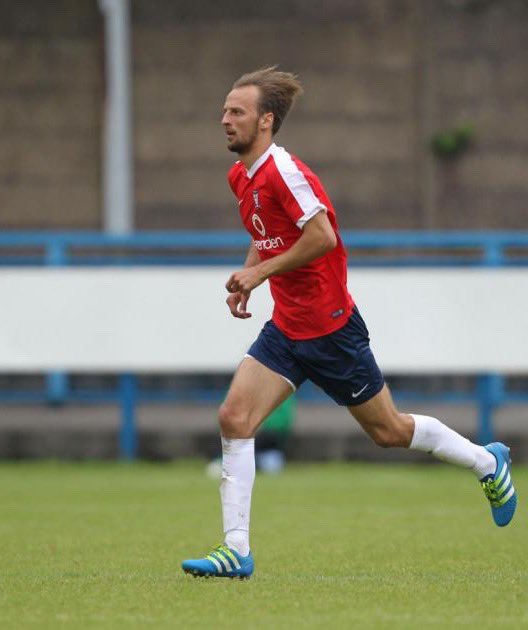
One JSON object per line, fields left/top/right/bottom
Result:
{"left": 1, "top": 230, "right": 528, "bottom": 267}
{"left": 1, "top": 230, "right": 527, "bottom": 458}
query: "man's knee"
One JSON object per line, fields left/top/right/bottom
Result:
{"left": 370, "top": 414, "right": 413, "bottom": 448}
{"left": 218, "top": 402, "right": 252, "bottom": 438}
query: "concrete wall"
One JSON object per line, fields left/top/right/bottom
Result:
{"left": 425, "top": 0, "right": 528, "bottom": 229}
{"left": 0, "top": 0, "right": 527, "bottom": 230}
{"left": 0, "top": 0, "right": 103, "bottom": 229}
{"left": 133, "top": 0, "right": 421, "bottom": 229}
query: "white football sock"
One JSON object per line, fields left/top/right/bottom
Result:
{"left": 409, "top": 414, "right": 496, "bottom": 479}
{"left": 220, "top": 436, "right": 255, "bottom": 557}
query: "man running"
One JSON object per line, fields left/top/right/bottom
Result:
{"left": 182, "top": 67, "right": 517, "bottom": 579}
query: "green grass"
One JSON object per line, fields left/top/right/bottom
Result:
{"left": 0, "top": 461, "right": 526, "bottom": 629}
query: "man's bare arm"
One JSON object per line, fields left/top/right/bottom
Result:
{"left": 226, "top": 211, "right": 336, "bottom": 294}
{"left": 243, "top": 241, "right": 260, "bottom": 268}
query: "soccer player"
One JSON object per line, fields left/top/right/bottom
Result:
{"left": 182, "top": 67, "right": 517, "bottom": 579}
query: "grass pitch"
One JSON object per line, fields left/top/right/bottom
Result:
{"left": 0, "top": 461, "right": 526, "bottom": 629}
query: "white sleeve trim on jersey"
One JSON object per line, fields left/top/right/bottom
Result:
{"left": 296, "top": 206, "right": 327, "bottom": 229}
{"left": 272, "top": 146, "right": 327, "bottom": 229}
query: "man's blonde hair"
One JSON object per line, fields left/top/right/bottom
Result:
{"left": 232, "top": 66, "right": 304, "bottom": 135}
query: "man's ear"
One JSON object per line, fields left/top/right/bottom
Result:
{"left": 260, "top": 112, "right": 274, "bottom": 132}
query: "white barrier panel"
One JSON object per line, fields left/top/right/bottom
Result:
{"left": 0, "top": 267, "right": 526, "bottom": 373}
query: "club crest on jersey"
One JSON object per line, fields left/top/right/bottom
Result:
{"left": 252, "top": 189, "right": 261, "bottom": 209}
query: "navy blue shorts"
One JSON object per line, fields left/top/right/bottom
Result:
{"left": 246, "top": 307, "right": 385, "bottom": 406}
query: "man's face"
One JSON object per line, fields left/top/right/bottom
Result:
{"left": 221, "top": 86, "right": 262, "bottom": 155}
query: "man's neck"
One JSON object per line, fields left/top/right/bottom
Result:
{"left": 239, "top": 138, "right": 273, "bottom": 170}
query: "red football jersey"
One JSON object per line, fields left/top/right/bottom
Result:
{"left": 228, "top": 143, "right": 354, "bottom": 340}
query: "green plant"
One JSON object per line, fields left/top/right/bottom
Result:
{"left": 430, "top": 125, "right": 475, "bottom": 159}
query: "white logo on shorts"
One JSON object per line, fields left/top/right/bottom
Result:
{"left": 352, "top": 383, "right": 370, "bottom": 398}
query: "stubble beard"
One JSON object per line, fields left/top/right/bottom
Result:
{"left": 227, "top": 121, "right": 259, "bottom": 156}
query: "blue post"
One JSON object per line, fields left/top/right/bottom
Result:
{"left": 46, "top": 239, "right": 69, "bottom": 405}
{"left": 476, "top": 373, "right": 504, "bottom": 445}
{"left": 46, "top": 372, "right": 69, "bottom": 405}
{"left": 482, "top": 242, "right": 503, "bottom": 267}
{"left": 119, "top": 373, "right": 138, "bottom": 460}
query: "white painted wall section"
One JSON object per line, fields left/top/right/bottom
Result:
{"left": 0, "top": 268, "right": 525, "bottom": 373}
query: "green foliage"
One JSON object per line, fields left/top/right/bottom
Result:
{"left": 0, "top": 461, "right": 526, "bottom": 628}
{"left": 262, "top": 396, "right": 296, "bottom": 433}
{"left": 431, "top": 125, "right": 475, "bottom": 159}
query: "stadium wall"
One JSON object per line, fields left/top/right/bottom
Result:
{"left": 0, "top": 1, "right": 527, "bottom": 230}
{"left": 0, "top": 267, "right": 526, "bottom": 374}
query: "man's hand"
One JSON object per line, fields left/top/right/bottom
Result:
{"left": 226, "top": 291, "right": 252, "bottom": 319}
{"left": 225, "top": 265, "right": 267, "bottom": 295}
{"left": 225, "top": 243, "right": 261, "bottom": 319}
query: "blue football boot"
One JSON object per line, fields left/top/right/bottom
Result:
{"left": 480, "top": 442, "right": 517, "bottom": 527}
{"left": 182, "top": 544, "right": 254, "bottom": 579}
